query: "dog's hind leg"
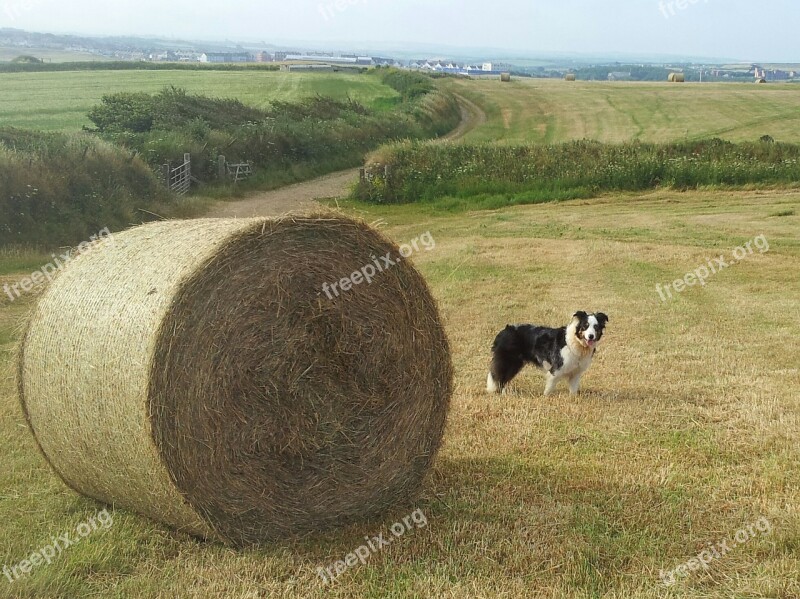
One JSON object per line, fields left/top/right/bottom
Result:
{"left": 488, "top": 354, "right": 524, "bottom": 394}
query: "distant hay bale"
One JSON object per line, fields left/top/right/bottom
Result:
{"left": 565, "top": 73, "right": 576, "bottom": 81}
{"left": 500, "top": 72, "right": 511, "bottom": 82}
{"left": 18, "top": 216, "right": 453, "bottom": 546}
{"left": 757, "top": 78, "right": 767, "bottom": 84}
{"left": 668, "top": 72, "right": 685, "bottom": 83}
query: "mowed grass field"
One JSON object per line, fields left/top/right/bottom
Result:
{"left": 442, "top": 77, "right": 800, "bottom": 144}
{"left": 1, "top": 187, "right": 799, "bottom": 597}
{"left": 0, "top": 70, "right": 399, "bottom": 131}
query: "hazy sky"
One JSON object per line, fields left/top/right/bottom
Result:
{"left": 2, "top": 0, "right": 797, "bottom": 61}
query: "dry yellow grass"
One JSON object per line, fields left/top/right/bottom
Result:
{"left": 1, "top": 187, "right": 798, "bottom": 597}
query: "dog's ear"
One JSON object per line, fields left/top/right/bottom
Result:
{"left": 596, "top": 312, "right": 609, "bottom": 325}
{"left": 573, "top": 311, "right": 588, "bottom": 321}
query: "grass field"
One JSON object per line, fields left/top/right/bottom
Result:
{"left": 442, "top": 78, "right": 800, "bottom": 145}
{"left": 0, "top": 70, "right": 399, "bottom": 131}
{"left": 1, "top": 187, "right": 799, "bottom": 597}
{"left": 2, "top": 74, "right": 800, "bottom": 597}
{"left": 0, "top": 47, "right": 109, "bottom": 63}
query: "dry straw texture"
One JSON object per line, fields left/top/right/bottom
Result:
{"left": 564, "top": 74, "right": 577, "bottom": 82}
{"left": 668, "top": 72, "right": 686, "bottom": 83}
{"left": 18, "top": 216, "right": 453, "bottom": 546}
{"left": 500, "top": 73, "right": 512, "bottom": 82}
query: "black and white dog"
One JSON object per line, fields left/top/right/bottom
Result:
{"left": 486, "top": 311, "right": 608, "bottom": 396}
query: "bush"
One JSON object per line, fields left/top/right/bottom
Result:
{"left": 87, "top": 85, "right": 461, "bottom": 187}
{"left": 0, "top": 128, "right": 171, "bottom": 247}
{"left": 353, "top": 138, "right": 800, "bottom": 204}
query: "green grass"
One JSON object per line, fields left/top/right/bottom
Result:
{"left": 1, "top": 188, "right": 799, "bottom": 597}
{"left": 0, "top": 70, "right": 400, "bottom": 131}
{"left": 0, "top": 47, "right": 110, "bottom": 63}
{"left": 441, "top": 78, "right": 800, "bottom": 145}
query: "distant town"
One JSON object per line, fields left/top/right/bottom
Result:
{"left": 1, "top": 27, "right": 797, "bottom": 83}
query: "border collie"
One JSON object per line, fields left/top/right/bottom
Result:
{"left": 486, "top": 311, "right": 608, "bottom": 396}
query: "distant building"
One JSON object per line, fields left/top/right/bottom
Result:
{"left": 199, "top": 52, "right": 253, "bottom": 63}
{"left": 482, "top": 62, "right": 493, "bottom": 71}
{"left": 608, "top": 71, "right": 632, "bottom": 81}
{"left": 255, "top": 51, "right": 273, "bottom": 62}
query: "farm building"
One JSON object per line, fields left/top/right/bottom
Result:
{"left": 199, "top": 52, "right": 253, "bottom": 63}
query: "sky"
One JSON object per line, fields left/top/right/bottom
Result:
{"left": 1, "top": 0, "right": 798, "bottom": 62}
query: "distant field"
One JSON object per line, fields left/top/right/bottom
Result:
{"left": 0, "top": 70, "right": 399, "bottom": 131}
{"left": 0, "top": 46, "right": 109, "bottom": 63}
{"left": 442, "top": 78, "right": 800, "bottom": 144}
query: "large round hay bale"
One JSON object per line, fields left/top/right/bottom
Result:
{"left": 668, "top": 72, "right": 685, "bottom": 83}
{"left": 18, "top": 216, "right": 452, "bottom": 546}
{"left": 500, "top": 72, "right": 511, "bottom": 82}
{"left": 565, "top": 73, "right": 576, "bottom": 82}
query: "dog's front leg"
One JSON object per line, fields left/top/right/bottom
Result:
{"left": 544, "top": 373, "right": 558, "bottom": 396}
{"left": 568, "top": 374, "right": 582, "bottom": 395}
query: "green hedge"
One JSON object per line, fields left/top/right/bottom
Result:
{"left": 353, "top": 138, "right": 800, "bottom": 204}
{"left": 0, "top": 128, "right": 170, "bottom": 247}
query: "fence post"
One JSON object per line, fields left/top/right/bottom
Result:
{"left": 218, "top": 155, "right": 227, "bottom": 180}
{"left": 161, "top": 163, "right": 170, "bottom": 188}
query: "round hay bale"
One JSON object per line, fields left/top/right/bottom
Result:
{"left": 500, "top": 72, "right": 511, "bottom": 82}
{"left": 18, "top": 216, "right": 453, "bottom": 546}
{"left": 565, "top": 73, "right": 576, "bottom": 82}
{"left": 756, "top": 78, "right": 767, "bottom": 84}
{"left": 668, "top": 72, "right": 685, "bottom": 83}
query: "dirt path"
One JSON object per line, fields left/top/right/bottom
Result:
{"left": 206, "top": 94, "right": 487, "bottom": 219}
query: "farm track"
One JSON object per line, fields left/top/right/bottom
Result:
{"left": 205, "top": 94, "right": 486, "bottom": 218}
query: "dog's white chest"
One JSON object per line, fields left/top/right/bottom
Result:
{"left": 558, "top": 346, "right": 592, "bottom": 375}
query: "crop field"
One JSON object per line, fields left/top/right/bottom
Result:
{"left": 0, "top": 70, "right": 399, "bottom": 131}
{"left": 442, "top": 77, "right": 800, "bottom": 145}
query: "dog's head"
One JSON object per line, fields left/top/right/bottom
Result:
{"left": 571, "top": 311, "right": 609, "bottom": 350}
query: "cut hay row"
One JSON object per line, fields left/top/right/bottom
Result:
{"left": 17, "top": 215, "right": 453, "bottom": 546}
